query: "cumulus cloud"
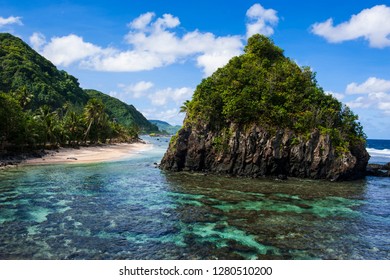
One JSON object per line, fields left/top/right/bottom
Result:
{"left": 128, "top": 12, "right": 155, "bottom": 30}
{"left": 30, "top": 4, "right": 280, "bottom": 75}
{"left": 141, "top": 107, "right": 184, "bottom": 125}
{"left": 118, "top": 81, "right": 154, "bottom": 98}
{"left": 346, "top": 77, "right": 390, "bottom": 94}
{"left": 111, "top": 83, "right": 193, "bottom": 124}
{"left": 347, "top": 92, "right": 390, "bottom": 112}
{"left": 246, "top": 3, "right": 279, "bottom": 38}
{"left": 35, "top": 34, "right": 105, "bottom": 67}
{"left": 29, "top": 32, "right": 46, "bottom": 50}
{"left": 346, "top": 77, "right": 390, "bottom": 114}
{"left": 0, "top": 16, "right": 23, "bottom": 28}
{"left": 31, "top": 11, "right": 244, "bottom": 76}
{"left": 149, "top": 87, "right": 193, "bottom": 106}
{"left": 124, "top": 13, "right": 242, "bottom": 76}
{"left": 311, "top": 5, "right": 390, "bottom": 48}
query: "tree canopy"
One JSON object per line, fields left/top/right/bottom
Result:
{"left": 185, "top": 34, "right": 365, "bottom": 150}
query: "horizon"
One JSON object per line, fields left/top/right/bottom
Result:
{"left": 1, "top": 0, "right": 390, "bottom": 139}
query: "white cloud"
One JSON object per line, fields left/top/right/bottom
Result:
{"left": 142, "top": 108, "right": 185, "bottom": 125}
{"left": 195, "top": 34, "right": 243, "bottom": 76}
{"left": 154, "top": 14, "right": 180, "bottom": 30}
{"left": 124, "top": 14, "right": 242, "bottom": 76}
{"left": 29, "top": 32, "right": 46, "bottom": 50}
{"left": 30, "top": 4, "right": 280, "bottom": 75}
{"left": 118, "top": 81, "right": 154, "bottom": 98}
{"left": 30, "top": 11, "right": 243, "bottom": 75}
{"left": 311, "top": 5, "right": 390, "bottom": 48}
{"left": 128, "top": 12, "right": 155, "bottom": 30}
{"left": 82, "top": 50, "right": 167, "bottom": 72}
{"left": 38, "top": 34, "right": 105, "bottom": 67}
{"left": 149, "top": 87, "right": 193, "bottom": 106}
{"left": 0, "top": 16, "right": 23, "bottom": 28}
{"left": 347, "top": 92, "right": 390, "bottom": 110}
{"left": 325, "top": 91, "right": 345, "bottom": 100}
{"left": 346, "top": 77, "right": 390, "bottom": 94}
{"left": 246, "top": 3, "right": 279, "bottom": 38}
{"left": 346, "top": 77, "right": 390, "bottom": 114}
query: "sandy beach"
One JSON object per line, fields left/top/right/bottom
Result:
{"left": 22, "top": 142, "right": 153, "bottom": 165}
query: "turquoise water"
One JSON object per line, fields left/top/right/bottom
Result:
{"left": 0, "top": 137, "right": 389, "bottom": 259}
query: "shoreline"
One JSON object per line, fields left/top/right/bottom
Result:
{"left": 0, "top": 142, "right": 153, "bottom": 168}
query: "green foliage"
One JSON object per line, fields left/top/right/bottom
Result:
{"left": 0, "top": 93, "right": 137, "bottom": 151}
{"left": 0, "top": 93, "right": 24, "bottom": 147}
{"left": 0, "top": 33, "right": 162, "bottom": 151}
{"left": 186, "top": 34, "right": 366, "bottom": 151}
{"left": 85, "top": 89, "right": 158, "bottom": 134}
{"left": 0, "top": 33, "right": 89, "bottom": 110}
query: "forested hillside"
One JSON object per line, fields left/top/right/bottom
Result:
{"left": 0, "top": 33, "right": 88, "bottom": 110}
{"left": 148, "top": 120, "right": 181, "bottom": 135}
{"left": 0, "top": 33, "right": 158, "bottom": 152}
{"left": 85, "top": 89, "right": 158, "bottom": 133}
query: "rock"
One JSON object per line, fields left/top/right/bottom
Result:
{"left": 159, "top": 35, "right": 370, "bottom": 181}
{"left": 277, "top": 174, "right": 288, "bottom": 180}
{"left": 367, "top": 164, "right": 382, "bottom": 170}
{"left": 366, "top": 163, "right": 390, "bottom": 177}
{"left": 383, "top": 162, "right": 390, "bottom": 170}
{"left": 160, "top": 124, "right": 369, "bottom": 181}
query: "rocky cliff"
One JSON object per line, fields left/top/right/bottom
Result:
{"left": 160, "top": 123, "right": 369, "bottom": 181}
{"left": 160, "top": 35, "right": 370, "bottom": 181}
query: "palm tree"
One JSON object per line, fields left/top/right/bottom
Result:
{"left": 180, "top": 100, "right": 191, "bottom": 113}
{"left": 83, "top": 98, "right": 106, "bottom": 143}
{"left": 34, "top": 105, "right": 59, "bottom": 148}
{"left": 63, "top": 111, "right": 84, "bottom": 146}
{"left": 12, "top": 86, "right": 34, "bottom": 109}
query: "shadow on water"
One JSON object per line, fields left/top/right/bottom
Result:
{"left": 0, "top": 142, "right": 389, "bottom": 259}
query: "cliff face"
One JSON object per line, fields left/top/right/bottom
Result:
{"left": 160, "top": 123, "right": 369, "bottom": 181}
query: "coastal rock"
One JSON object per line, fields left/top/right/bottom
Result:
{"left": 160, "top": 35, "right": 370, "bottom": 181}
{"left": 366, "top": 163, "right": 390, "bottom": 177}
{"left": 160, "top": 124, "right": 369, "bottom": 181}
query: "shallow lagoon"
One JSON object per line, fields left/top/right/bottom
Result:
{"left": 0, "top": 137, "right": 389, "bottom": 259}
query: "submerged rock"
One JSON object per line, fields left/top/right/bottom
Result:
{"left": 366, "top": 163, "right": 390, "bottom": 177}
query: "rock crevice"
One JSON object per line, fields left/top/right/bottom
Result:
{"left": 160, "top": 123, "right": 369, "bottom": 181}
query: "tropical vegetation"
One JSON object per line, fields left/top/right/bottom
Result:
{"left": 0, "top": 33, "right": 159, "bottom": 152}
{"left": 185, "top": 34, "right": 366, "bottom": 152}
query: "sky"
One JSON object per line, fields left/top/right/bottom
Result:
{"left": 1, "top": 0, "right": 390, "bottom": 139}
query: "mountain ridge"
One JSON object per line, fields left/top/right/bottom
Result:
{"left": 148, "top": 120, "right": 181, "bottom": 135}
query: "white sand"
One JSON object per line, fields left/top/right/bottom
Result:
{"left": 23, "top": 142, "right": 153, "bottom": 165}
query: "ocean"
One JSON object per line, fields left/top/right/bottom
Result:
{"left": 0, "top": 137, "right": 389, "bottom": 260}
{"left": 366, "top": 139, "right": 390, "bottom": 164}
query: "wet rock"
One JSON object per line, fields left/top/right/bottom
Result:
{"left": 226, "top": 240, "right": 258, "bottom": 254}
{"left": 296, "top": 203, "right": 313, "bottom": 209}
{"left": 160, "top": 125, "right": 369, "bottom": 181}
{"left": 366, "top": 163, "right": 390, "bottom": 177}
{"left": 383, "top": 162, "right": 390, "bottom": 170}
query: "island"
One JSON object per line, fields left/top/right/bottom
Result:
{"left": 160, "top": 35, "right": 370, "bottom": 181}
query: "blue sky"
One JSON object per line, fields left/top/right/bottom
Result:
{"left": 1, "top": 0, "right": 390, "bottom": 139}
